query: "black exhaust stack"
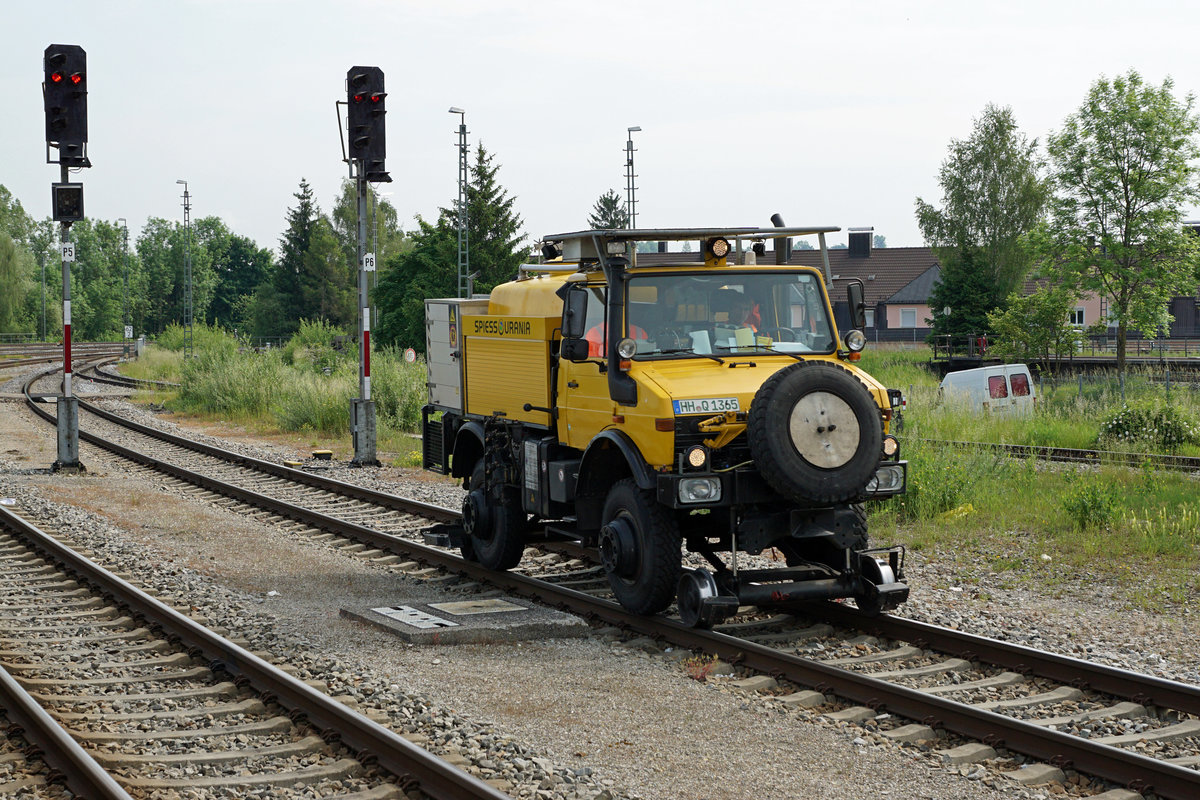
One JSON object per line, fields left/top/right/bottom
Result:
{"left": 770, "top": 213, "right": 791, "bottom": 265}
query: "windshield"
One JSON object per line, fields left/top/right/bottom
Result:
{"left": 624, "top": 271, "right": 836, "bottom": 359}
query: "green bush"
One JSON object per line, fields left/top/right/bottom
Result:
{"left": 1099, "top": 401, "right": 1200, "bottom": 451}
{"left": 272, "top": 370, "right": 355, "bottom": 434}
{"left": 371, "top": 349, "right": 427, "bottom": 433}
{"left": 281, "top": 319, "right": 350, "bottom": 373}
{"left": 1062, "top": 478, "right": 1123, "bottom": 530}
{"left": 177, "top": 348, "right": 286, "bottom": 416}
{"left": 156, "top": 322, "right": 238, "bottom": 358}
{"left": 893, "top": 441, "right": 997, "bottom": 521}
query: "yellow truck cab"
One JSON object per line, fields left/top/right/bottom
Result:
{"left": 422, "top": 226, "right": 908, "bottom": 626}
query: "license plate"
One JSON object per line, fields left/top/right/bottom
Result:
{"left": 673, "top": 397, "right": 740, "bottom": 414}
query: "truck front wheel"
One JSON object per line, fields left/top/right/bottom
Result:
{"left": 463, "top": 460, "right": 526, "bottom": 571}
{"left": 598, "top": 479, "right": 681, "bottom": 615}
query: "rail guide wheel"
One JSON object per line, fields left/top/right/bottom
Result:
{"left": 677, "top": 568, "right": 739, "bottom": 628}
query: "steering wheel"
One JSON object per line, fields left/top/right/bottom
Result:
{"left": 653, "top": 326, "right": 690, "bottom": 350}
{"left": 762, "top": 326, "right": 797, "bottom": 342}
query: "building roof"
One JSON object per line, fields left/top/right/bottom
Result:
{"left": 794, "top": 246, "right": 940, "bottom": 307}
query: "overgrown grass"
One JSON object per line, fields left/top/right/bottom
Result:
{"left": 119, "top": 322, "right": 426, "bottom": 464}
{"left": 859, "top": 346, "right": 1200, "bottom": 455}
{"left": 858, "top": 347, "right": 1200, "bottom": 611}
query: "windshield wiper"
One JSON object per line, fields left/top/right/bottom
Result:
{"left": 651, "top": 347, "right": 725, "bottom": 364}
{"left": 713, "top": 343, "right": 804, "bottom": 362}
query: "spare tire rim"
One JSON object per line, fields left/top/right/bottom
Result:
{"left": 787, "top": 390, "right": 861, "bottom": 469}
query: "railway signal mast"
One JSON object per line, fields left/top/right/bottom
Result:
{"left": 43, "top": 43, "right": 90, "bottom": 473}
{"left": 344, "top": 66, "right": 391, "bottom": 466}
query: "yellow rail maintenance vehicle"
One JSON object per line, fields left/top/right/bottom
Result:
{"left": 422, "top": 225, "right": 908, "bottom": 627}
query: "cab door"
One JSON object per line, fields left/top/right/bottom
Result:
{"left": 558, "top": 286, "right": 613, "bottom": 450}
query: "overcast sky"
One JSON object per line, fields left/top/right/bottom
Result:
{"left": 4, "top": 0, "right": 1200, "bottom": 255}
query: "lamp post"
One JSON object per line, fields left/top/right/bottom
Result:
{"left": 176, "top": 180, "right": 192, "bottom": 359}
{"left": 625, "top": 126, "right": 641, "bottom": 230}
{"left": 117, "top": 217, "right": 129, "bottom": 356}
{"left": 449, "top": 107, "right": 469, "bottom": 297}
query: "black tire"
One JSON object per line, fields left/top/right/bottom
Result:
{"left": 463, "top": 459, "right": 525, "bottom": 571}
{"left": 747, "top": 362, "right": 882, "bottom": 504}
{"left": 599, "top": 479, "right": 681, "bottom": 615}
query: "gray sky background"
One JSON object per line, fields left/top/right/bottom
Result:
{"left": 4, "top": 0, "right": 1199, "bottom": 254}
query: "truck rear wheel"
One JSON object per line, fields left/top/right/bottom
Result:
{"left": 598, "top": 479, "right": 681, "bottom": 615}
{"left": 748, "top": 362, "right": 882, "bottom": 504}
{"left": 463, "top": 460, "right": 525, "bottom": 571}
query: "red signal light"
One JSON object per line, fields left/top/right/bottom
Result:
{"left": 352, "top": 94, "right": 364, "bottom": 103}
{"left": 51, "top": 72, "right": 64, "bottom": 83}
{"left": 70, "top": 73, "right": 83, "bottom": 85}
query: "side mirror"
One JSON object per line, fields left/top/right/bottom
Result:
{"left": 561, "top": 337, "right": 590, "bottom": 362}
{"left": 562, "top": 284, "right": 588, "bottom": 339}
{"left": 846, "top": 279, "right": 866, "bottom": 330}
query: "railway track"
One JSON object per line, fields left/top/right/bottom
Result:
{"left": 0, "top": 497, "right": 509, "bottom": 798}
{"left": 15, "top": 361, "right": 1200, "bottom": 799}
{"left": 0, "top": 344, "right": 125, "bottom": 372}
{"left": 915, "top": 438, "right": 1200, "bottom": 473}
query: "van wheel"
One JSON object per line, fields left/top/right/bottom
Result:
{"left": 463, "top": 459, "right": 525, "bottom": 571}
{"left": 748, "top": 362, "right": 882, "bottom": 504}
{"left": 598, "top": 479, "right": 681, "bottom": 615}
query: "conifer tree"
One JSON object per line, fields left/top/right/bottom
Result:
{"left": 587, "top": 189, "right": 629, "bottom": 230}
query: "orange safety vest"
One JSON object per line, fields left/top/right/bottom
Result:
{"left": 585, "top": 323, "right": 647, "bottom": 357}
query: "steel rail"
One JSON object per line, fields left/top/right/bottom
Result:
{"left": 70, "top": 391, "right": 457, "bottom": 523}
{"left": 23, "top": 368, "right": 1200, "bottom": 798}
{"left": 916, "top": 438, "right": 1200, "bottom": 472}
{"left": 0, "top": 504, "right": 510, "bottom": 800}
{"left": 78, "top": 358, "right": 181, "bottom": 390}
{"left": 0, "top": 662, "right": 134, "bottom": 799}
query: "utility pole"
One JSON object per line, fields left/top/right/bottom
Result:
{"left": 450, "top": 107, "right": 469, "bottom": 297}
{"left": 625, "top": 126, "right": 640, "bottom": 230}
{"left": 43, "top": 43, "right": 90, "bottom": 473}
{"left": 176, "top": 180, "right": 192, "bottom": 359}
{"left": 345, "top": 65, "right": 391, "bottom": 466}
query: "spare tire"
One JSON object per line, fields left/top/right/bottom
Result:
{"left": 748, "top": 362, "right": 882, "bottom": 504}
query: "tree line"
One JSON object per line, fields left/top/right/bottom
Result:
{"left": 917, "top": 69, "right": 1200, "bottom": 373}
{"left": 0, "top": 142, "right": 528, "bottom": 351}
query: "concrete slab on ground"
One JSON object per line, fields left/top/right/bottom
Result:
{"left": 340, "top": 595, "right": 590, "bottom": 645}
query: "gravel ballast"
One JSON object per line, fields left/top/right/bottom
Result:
{"left": 1, "top": 372, "right": 1195, "bottom": 799}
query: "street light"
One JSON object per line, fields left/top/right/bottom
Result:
{"left": 449, "top": 107, "right": 469, "bottom": 297}
{"left": 625, "top": 126, "right": 641, "bottom": 230}
{"left": 176, "top": 180, "right": 192, "bottom": 359}
{"left": 117, "top": 217, "right": 128, "bottom": 354}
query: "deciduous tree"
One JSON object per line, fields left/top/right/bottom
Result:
{"left": 1042, "top": 70, "right": 1200, "bottom": 373}
{"left": 916, "top": 104, "right": 1048, "bottom": 308}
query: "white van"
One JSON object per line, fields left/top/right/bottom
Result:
{"left": 939, "top": 364, "right": 1037, "bottom": 415}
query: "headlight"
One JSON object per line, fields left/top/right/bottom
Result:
{"left": 882, "top": 435, "right": 899, "bottom": 458}
{"left": 685, "top": 445, "right": 708, "bottom": 470}
{"left": 706, "top": 237, "right": 730, "bottom": 258}
{"left": 678, "top": 477, "right": 722, "bottom": 504}
{"left": 616, "top": 337, "right": 637, "bottom": 359}
{"left": 844, "top": 329, "right": 866, "bottom": 352}
{"left": 865, "top": 463, "right": 906, "bottom": 495}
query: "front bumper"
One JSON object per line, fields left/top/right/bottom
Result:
{"left": 656, "top": 460, "right": 907, "bottom": 509}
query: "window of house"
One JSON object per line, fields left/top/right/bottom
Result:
{"left": 1069, "top": 307, "right": 1085, "bottom": 326}
{"left": 864, "top": 309, "right": 875, "bottom": 328}
{"left": 900, "top": 308, "right": 916, "bottom": 328}
{"left": 988, "top": 375, "right": 1009, "bottom": 399}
